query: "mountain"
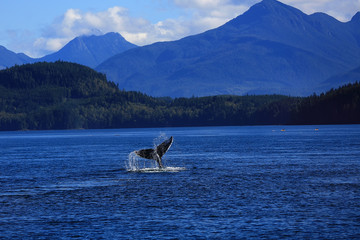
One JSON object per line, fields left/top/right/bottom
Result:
{"left": 0, "top": 46, "right": 33, "bottom": 70}
{"left": 96, "top": 0, "right": 360, "bottom": 97}
{"left": 0, "top": 32, "right": 137, "bottom": 69}
{"left": 320, "top": 65, "right": 360, "bottom": 90}
{"left": 39, "top": 32, "right": 137, "bottom": 68}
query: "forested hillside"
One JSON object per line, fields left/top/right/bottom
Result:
{"left": 0, "top": 62, "right": 359, "bottom": 131}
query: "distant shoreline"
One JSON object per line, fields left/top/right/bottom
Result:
{"left": 1, "top": 62, "right": 359, "bottom": 131}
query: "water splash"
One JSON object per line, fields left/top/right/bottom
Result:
{"left": 126, "top": 151, "right": 157, "bottom": 171}
{"left": 126, "top": 134, "right": 185, "bottom": 173}
{"left": 128, "top": 166, "right": 186, "bottom": 173}
{"left": 153, "top": 132, "right": 168, "bottom": 147}
{"left": 126, "top": 151, "right": 185, "bottom": 173}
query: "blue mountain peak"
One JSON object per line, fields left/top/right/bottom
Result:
{"left": 225, "top": 0, "right": 306, "bottom": 29}
{"left": 351, "top": 12, "right": 360, "bottom": 22}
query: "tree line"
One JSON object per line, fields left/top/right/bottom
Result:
{"left": 0, "top": 61, "right": 359, "bottom": 131}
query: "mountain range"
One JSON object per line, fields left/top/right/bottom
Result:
{"left": 0, "top": 46, "right": 33, "bottom": 70}
{"left": 1, "top": 0, "right": 360, "bottom": 97}
{"left": 39, "top": 32, "right": 137, "bottom": 68}
{"left": 320, "top": 65, "right": 360, "bottom": 91}
{"left": 0, "top": 32, "right": 137, "bottom": 69}
{"left": 96, "top": 0, "right": 360, "bottom": 97}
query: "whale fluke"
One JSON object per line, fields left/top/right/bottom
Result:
{"left": 135, "top": 136, "right": 173, "bottom": 169}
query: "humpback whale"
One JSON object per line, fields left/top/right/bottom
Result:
{"left": 134, "top": 136, "right": 173, "bottom": 169}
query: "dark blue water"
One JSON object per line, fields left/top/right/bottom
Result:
{"left": 0, "top": 125, "right": 359, "bottom": 239}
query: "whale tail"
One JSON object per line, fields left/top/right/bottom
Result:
{"left": 135, "top": 136, "right": 173, "bottom": 168}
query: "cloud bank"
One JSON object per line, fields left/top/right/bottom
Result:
{"left": 283, "top": 0, "right": 360, "bottom": 21}
{"left": 32, "top": 1, "right": 248, "bottom": 57}
{"left": 31, "top": 0, "right": 360, "bottom": 57}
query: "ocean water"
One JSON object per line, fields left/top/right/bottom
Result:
{"left": 0, "top": 125, "right": 359, "bottom": 239}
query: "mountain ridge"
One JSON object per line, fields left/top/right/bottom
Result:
{"left": 39, "top": 32, "right": 137, "bottom": 68}
{"left": 96, "top": 0, "right": 360, "bottom": 97}
{"left": 1, "top": 0, "right": 359, "bottom": 97}
{"left": 0, "top": 32, "right": 137, "bottom": 69}
{"left": 0, "top": 46, "right": 33, "bottom": 70}
{"left": 320, "top": 64, "right": 360, "bottom": 91}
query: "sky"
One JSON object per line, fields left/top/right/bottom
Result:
{"left": 1, "top": 0, "right": 359, "bottom": 58}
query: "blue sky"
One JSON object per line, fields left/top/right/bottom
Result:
{"left": 1, "top": 0, "right": 359, "bottom": 57}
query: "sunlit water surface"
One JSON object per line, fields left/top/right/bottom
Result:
{"left": 0, "top": 125, "right": 359, "bottom": 239}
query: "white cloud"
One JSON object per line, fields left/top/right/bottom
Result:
{"left": 33, "top": 6, "right": 184, "bottom": 57}
{"left": 280, "top": 0, "right": 360, "bottom": 22}
{"left": 31, "top": 0, "right": 360, "bottom": 57}
{"left": 173, "top": 0, "right": 360, "bottom": 23}
{"left": 33, "top": 37, "right": 69, "bottom": 54}
{"left": 2, "top": 29, "right": 39, "bottom": 57}
{"left": 173, "top": 0, "right": 229, "bottom": 9}
{"left": 32, "top": 0, "right": 253, "bottom": 57}
{"left": 173, "top": 0, "right": 250, "bottom": 29}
